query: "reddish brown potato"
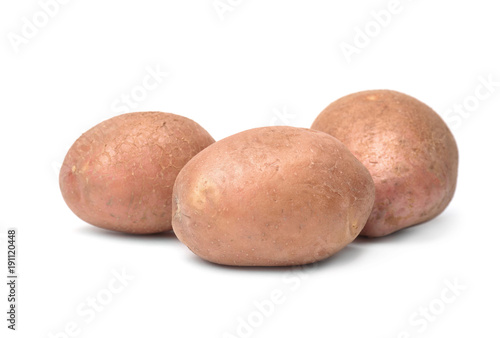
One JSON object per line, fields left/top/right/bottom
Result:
{"left": 311, "top": 90, "right": 459, "bottom": 237}
{"left": 172, "top": 126, "right": 375, "bottom": 266}
{"left": 60, "top": 111, "right": 215, "bottom": 234}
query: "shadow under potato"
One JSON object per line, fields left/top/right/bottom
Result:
{"left": 186, "top": 243, "right": 365, "bottom": 273}
{"left": 77, "top": 225, "right": 178, "bottom": 242}
{"left": 75, "top": 208, "right": 455, "bottom": 269}
{"left": 353, "top": 210, "right": 457, "bottom": 245}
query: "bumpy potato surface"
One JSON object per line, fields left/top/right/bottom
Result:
{"left": 60, "top": 111, "right": 215, "bottom": 234}
{"left": 312, "top": 90, "right": 459, "bottom": 237}
{"left": 172, "top": 126, "right": 375, "bottom": 266}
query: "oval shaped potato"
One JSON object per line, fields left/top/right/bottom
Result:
{"left": 311, "top": 90, "right": 459, "bottom": 237}
{"left": 172, "top": 126, "right": 375, "bottom": 266}
{"left": 60, "top": 111, "right": 215, "bottom": 234}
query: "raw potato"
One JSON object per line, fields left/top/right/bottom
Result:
{"left": 311, "top": 90, "right": 459, "bottom": 237}
{"left": 172, "top": 126, "right": 375, "bottom": 266}
{"left": 60, "top": 111, "right": 215, "bottom": 234}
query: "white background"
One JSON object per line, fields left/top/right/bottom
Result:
{"left": 1, "top": 1, "right": 499, "bottom": 337}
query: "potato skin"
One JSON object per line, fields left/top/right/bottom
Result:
{"left": 60, "top": 111, "right": 215, "bottom": 234}
{"left": 311, "top": 90, "right": 459, "bottom": 237}
{"left": 172, "top": 126, "right": 375, "bottom": 266}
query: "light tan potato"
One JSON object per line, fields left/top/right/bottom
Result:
{"left": 172, "top": 126, "right": 375, "bottom": 266}
{"left": 311, "top": 90, "right": 459, "bottom": 237}
{"left": 60, "top": 111, "right": 215, "bottom": 234}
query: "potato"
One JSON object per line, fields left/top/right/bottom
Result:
{"left": 60, "top": 111, "right": 215, "bottom": 234}
{"left": 172, "top": 126, "right": 375, "bottom": 266}
{"left": 311, "top": 90, "right": 459, "bottom": 237}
